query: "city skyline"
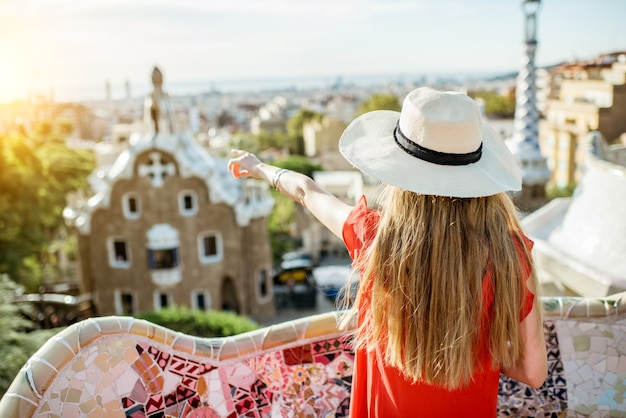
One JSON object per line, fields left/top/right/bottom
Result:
{"left": 0, "top": 0, "right": 624, "bottom": 103}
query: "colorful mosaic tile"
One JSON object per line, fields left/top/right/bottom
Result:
{"left": 0, "top": 295, "right": 625, "bottom": 417}
{"left": 497, "top": 320, "right": 568, "bottom": 416}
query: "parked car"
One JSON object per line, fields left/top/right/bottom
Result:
{"left": 273, "top": 252, "right": 317, "bottom": 310}
{"left": 313, "top": 265, "right": 358, "bottom": 304}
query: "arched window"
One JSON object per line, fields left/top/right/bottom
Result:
{"left": 257, "top": 267, "right": 272, "bottom": 302}
{"left": 108, "top": 238, "right": 130, "bottom": 268}
{"left": 191, "top": 290, "right": 212, "bottom": 311}
{"left": 154, "top": 291, "right": 173, "bottom": 311}
{"left": 198, "top": 232, "right": 223, "bottom": 264}
{"left": 122, "top": 193, "right": 141, "bottom": 219}
{"left": 114, "top": 290, "right": 136, "bottom": 315}
{"left": 179, "top": 190, "right": 198, "bottom": 216}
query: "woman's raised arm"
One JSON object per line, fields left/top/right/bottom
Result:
{"left": 227, "top": 149, "right": 354, "bottom": 239}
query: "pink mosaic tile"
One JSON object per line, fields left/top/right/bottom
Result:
{"left": 0, "top": 294, "right": 625, "bottom": 417}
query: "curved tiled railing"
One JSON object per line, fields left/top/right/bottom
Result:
{"left": 1, "top": 293, "right": 625, "bottom": 417}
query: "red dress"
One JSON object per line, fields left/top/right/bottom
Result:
{"left": 342, "top": 196, "right": 534, "bottom": 418}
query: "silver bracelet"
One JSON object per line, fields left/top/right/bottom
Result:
{"left": 271, "top": 168, "right": 289, "bottom": 190}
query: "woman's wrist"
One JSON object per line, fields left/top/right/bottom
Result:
{"left": 252, "top": 162, "right": 270, "bottom": 180}
{"left": 271, "top": 168, "right": 290, "bottom": 191}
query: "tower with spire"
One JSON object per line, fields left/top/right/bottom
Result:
{"left": 510, "top": 0, "right": 551, "bottom": 213}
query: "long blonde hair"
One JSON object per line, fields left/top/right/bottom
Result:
{"left": 342, "top": 186, "right": 540, "bottom": 390}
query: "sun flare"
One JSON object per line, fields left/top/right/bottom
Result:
{"left": 0, "top": 57, "right": 26, "bottom": 103}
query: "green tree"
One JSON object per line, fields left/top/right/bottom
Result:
{"left": 34, "top": 120, "right": 53, "bottom": 137}
{"left": 268, "top": 192, "right": 298, "bottom": 260}
{"left": 230, "top": 110, "right": 322, "bottom": 157}
{"left": 56, "top": 119, "right": 74, "bottom": 137}
{"left": 0, "top": 275, "right": 59, "bottom": 397}
{"left": 0, "top": 128, "right": 95, "bottom": 290}
{"left": 256, "top": 129, "right": 289, "bottom": 151}
{"left": 230, "top": 130, "right": 289, "bottom": 156}
{"left": 357, "top": 93, "right": 401, "bottom": 116}
{"left": 137, "top": 305, "right": 259, "bottom": 337}
{"left": 230, "top": 132, "right": 260, "bottom": 154}
{"left": 267, "top": 156, "right": 322, "bottom": 261}
{"left": 546, "top": 183, "right": 576, "bottom": 199}
{"left": 0, "top": 134, "right": 47, "bottom": 289}
{"left": 273, "top": 155, "right": 322, "bottom": 178}
{"left": 469, "top": 90, "right": 516, "bottom": 118}
{"left": 286, "top": 109, "right": 323, "bottom": 155}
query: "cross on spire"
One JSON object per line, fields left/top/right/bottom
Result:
{"left": 138, "top": 152, "right": 176, "bottom": 187}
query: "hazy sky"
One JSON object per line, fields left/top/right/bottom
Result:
{"left": 0, "top": 0, "right": 623, "bottom": 102}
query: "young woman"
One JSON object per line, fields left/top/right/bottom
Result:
{"left": 228, "top": 87, "right": 547, "bottom": 417}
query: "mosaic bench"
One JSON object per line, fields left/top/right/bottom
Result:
{"left": 0, "top": 293, "right": 625, "bottom": 418}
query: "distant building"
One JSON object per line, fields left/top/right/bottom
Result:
{"left": 303, "top": 116, "right": 351, "bottom": 171}
{"left": 250, "top": 95, "right": 299, "bottom": 135}
{"left": 64, "top": 67, "right": 276, "bottom": 322}
{"left": 523, "top": 131, "right": 626, "bottom": 297}
{"left": 542, "top": 54, "right": 626, "bottom": 187}
{"left": 324, "top": 94, "right": 360, "bottom": 124}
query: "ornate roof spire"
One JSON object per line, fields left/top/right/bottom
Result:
{"left": 152, "top": 66, "right": 163, "bottom": 91}
{"left": 511, "top": 0, "right": 551, "bottom": 212}
{"left": 145, "top": 66, "right": 173, "bottom": 135}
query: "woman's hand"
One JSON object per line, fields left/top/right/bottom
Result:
{"left": 228, "top": 149, "right": 354, "bottom": 240}
{"left": 227, "top": 149, "right": 264, "bottom": 179}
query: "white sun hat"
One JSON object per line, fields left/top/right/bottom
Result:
{"left": 338, "top": 87, "right": 521, "bottom": 198}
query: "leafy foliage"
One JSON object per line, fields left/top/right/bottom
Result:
{"left": 257, "top": 129, "right": 290, "bottom": 152}
{"left": 268, "top": 191, "right": 299, "bottom": 261}
{"left": 469, "top": 90, "right": 516, "bottom": 118}
{"left": 230, "top": 109, "right": 322, "bottom": 157}
{"left": 546, "top": 183, "right": 576, "bottom": 199}
{"left": 286, "top": 109, "right": 323, "bottom": 155}
{"left": 0, "top": 276, "right": 60, "bottom": 397}
{"left": 229, "top": 130, "right": 289, "bottom": 155}
{"left": 229, "top": 115, "right": 323, "bottom": 262}
{"left": 137, "top": 306, "right": 259, "bottom": 337}
{"left": 266, "top": 156, "right": 322, "bottom": 261}
{"left": 230, "top": 131, "right": 260, "bottom": 154}
{"left": 273, "top": 155, "right": 322, "bottom": 178}
{"left": 357, "top": 93, "right": 401, "bottom": 115}
{"left": 0, "top": 126, "right": 95, "bottom": 290}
